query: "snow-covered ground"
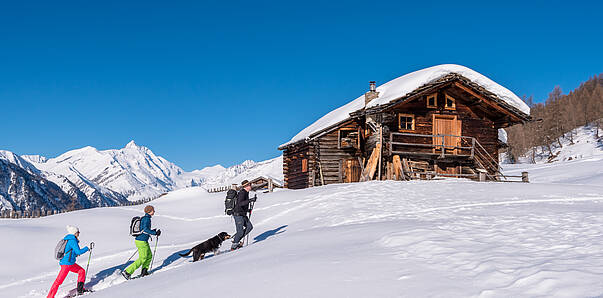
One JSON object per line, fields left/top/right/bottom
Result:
{"left": 2, "top": 148, "right": 603, "bottom": 297}
{"left": 503, "top": 125, "right": 603, "bottom": 185}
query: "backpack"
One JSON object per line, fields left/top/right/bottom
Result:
{"left": 224, "top": 189, "right": 238, "bottom": 215}
{"left": 54, "top": 239, "right": 71, "bottom": 260}
{"left": 130, "top": 216, "right": 143, "bottom": 237}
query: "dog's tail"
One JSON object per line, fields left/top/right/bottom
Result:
{"left": 179, "top": 249, "right": 193, "bottom": 257}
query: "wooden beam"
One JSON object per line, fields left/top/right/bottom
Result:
{"left": 453, "top": 82, "right": 521, "bottom": 122}
{"left": 392, "top": 155, "right": 404, "bottom": 180}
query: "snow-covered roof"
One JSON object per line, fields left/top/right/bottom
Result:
{"left": 280, "top": 64, "right": 530, "bottom": 149}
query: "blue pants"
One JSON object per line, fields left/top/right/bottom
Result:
{"left": 232, "top": 215, "right": 253, "bottom": 248}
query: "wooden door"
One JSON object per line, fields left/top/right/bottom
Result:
{"left": 343, "top": 158, "right": 361, "bottom": 183}
{"left": 433, "top": 115, "right": 461, "bottom": 154}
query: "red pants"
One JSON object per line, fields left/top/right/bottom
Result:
{"left": 47, "top": 264, "right": 86, "bottom": 298}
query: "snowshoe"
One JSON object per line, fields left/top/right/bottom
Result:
{"left": 77, "top": 282, "right": 93, "bottom": 295}
{"left": 140, "top": 268, "right": 150, "bottom": 277}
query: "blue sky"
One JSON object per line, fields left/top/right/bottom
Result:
{"left": 1, "top": 1, "right": 601, "bottom": 170}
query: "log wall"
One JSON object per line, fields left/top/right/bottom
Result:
{"left": 282, "top": 142, "right": 313, "bottom": 189}
{"left": 315, "top": 121, "right": 362, "bottom": 185}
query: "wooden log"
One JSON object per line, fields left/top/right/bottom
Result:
{"left": 360, "top": 143, "right": 381, "bottom": 182}
{"left": 392, "top": 155, "right": 403, "bottom": 181}
{"left": 401, "top": 158, "right": 412, "bottom": 178}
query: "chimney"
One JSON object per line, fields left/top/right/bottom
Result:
{"left": 365, "top": 81, "right": 379, "bottom": 105}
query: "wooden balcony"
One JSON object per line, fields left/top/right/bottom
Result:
{"left": 388, "top": 132, "right": 501, "bottom": 179}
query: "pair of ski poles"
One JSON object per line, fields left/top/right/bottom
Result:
{"left": 122, "top": 235, "right": 160, "bottom": 272}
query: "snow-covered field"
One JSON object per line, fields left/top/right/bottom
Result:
{"left": 2, "top": 125, "right": 602, "bottom": 297}
{"left": 2, "top": 150, "right": 603, "bottom": 297}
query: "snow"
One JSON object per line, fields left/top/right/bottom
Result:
{"left": 281, "top": 64, "right": 530, "bottom": 148}
{"left": 503, "top": 125, "right": 603, "bottom": 185}
{"left": 2, "top": 153, "right": 603, "bottom": 297}
{"left": 2, "top": 141, "right": 283, "bottom": 211}
{"left": 201, "top": 156, "right": 284, "bottom": 188}
{"left": 498, "top": 128, "right": 508, "bottom": 144}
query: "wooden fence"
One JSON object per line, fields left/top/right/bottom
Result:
{"left": 207, "top": 185, "right": 237, "bottom": 193}
{"left": 0, "top": 195, "right": 160, "bottom": 219}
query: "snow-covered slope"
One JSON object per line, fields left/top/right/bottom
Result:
{"left": 503, "top": 125, "right": 603, "bottom": 185}
{"left": 282, "top": 64, "right": 530, "bottom": 147}
{"left": 2, "top": 153, "right": 603, "bottom": 297}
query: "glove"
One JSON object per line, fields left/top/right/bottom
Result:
{"left": 90, "top": 242, "right": 95, "bottom": 249}
{"left": 250, "top": 195, "right": 257, "bottom": 202}
{"left": 156, "top": 229, "right": 162, "bottom": 237}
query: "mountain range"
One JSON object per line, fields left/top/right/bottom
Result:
{"left": 0, "top": 141, "right": 283, "bottom": 213}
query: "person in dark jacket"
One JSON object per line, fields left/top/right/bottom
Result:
{"left": 47, "top": 225, "right": 91, "bottom": 297}
{"left": 122, "top": 205, "right": 161, "bottom": 280}
{"left": 231, "top": 180, "right": 256, "bottom": 250}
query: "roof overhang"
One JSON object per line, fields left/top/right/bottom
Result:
{"left": 356, "top": 74, "right": 531, "bottom": 123}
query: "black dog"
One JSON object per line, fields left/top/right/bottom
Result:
{"left": 179, "top": 232, "right": 231, "bottom": 262}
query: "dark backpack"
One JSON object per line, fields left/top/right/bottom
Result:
{"left": 54, "top": 239, "right": 71, "bottom": 260}
{"left": 130, "top": 216, "right": 143, "bottom": 237}
{"left": 224, "top": 189, "right": 238, "bottom": 215}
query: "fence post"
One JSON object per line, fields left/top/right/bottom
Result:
{"left": 522, "top": 172, "right": 529, "bottom": 183}
{"left": 479, "top": 172, "right": 486, "bottom": 182}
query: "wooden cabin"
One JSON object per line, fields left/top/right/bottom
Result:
{"left": 278, "top": 65, "right": 531, "bottom": 189}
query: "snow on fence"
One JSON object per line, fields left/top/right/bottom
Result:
{"left": 0, "top": 195, "right": 162, "bottom": 219}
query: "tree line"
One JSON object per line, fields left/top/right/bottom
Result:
{"left": 505, "top": 74, "right": 603, "bottom": 163}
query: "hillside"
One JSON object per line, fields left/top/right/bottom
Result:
{"left": 502, "top": 125, "right": 603, "bottom": 185}
{"left": 1, "top": 154, "right": 603, "bottom": 297}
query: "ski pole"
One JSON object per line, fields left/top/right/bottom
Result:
{"left": 85, "top": 242, "right": 95, "bottom": 282}
{"left": 121, "top": 249, "right": 138, "bottom": 273}
{"left": 246, "top": 199, "right": 256, "bottom": 247}
{"left": 150, "top": 235, "right": 159, "bottom": 271}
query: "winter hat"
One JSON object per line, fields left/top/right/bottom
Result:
{"left": 66, "top": 225, "right": 79, "bottom": 235}
{"left": 144, "top": 205, "right": 155, "bottom": 214}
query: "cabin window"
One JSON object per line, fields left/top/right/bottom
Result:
{"left": 398, "top": 113, "right": 415, "bottom": 131}
{"left": 301, "top": 158, "right": 308, "bottom": 173}
{"left": 445, "top": 94, "right": 456, "bottom": 110}
{"left": 338, "top": 128, "right": 359, "bottom": 149}
{"left": 426, "top": 93, "right": 437, "bottom": 108}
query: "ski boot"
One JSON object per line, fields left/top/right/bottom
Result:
{"left": 121, "top": 270, "right": 131, "bottom": 280}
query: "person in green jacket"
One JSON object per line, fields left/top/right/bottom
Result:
{"left": 122, "top": 205, "right": 161, "bottom": 280}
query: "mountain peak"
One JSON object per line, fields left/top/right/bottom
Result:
{"left": 125, "top": 140, "right": 139, "bottom": 149}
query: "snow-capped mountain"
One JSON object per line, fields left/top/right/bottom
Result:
{"left": 27, "top": 141, "right": 201, "bottom": 202}
{"left": 0, "top": 151, "right": 89, "bottom": 212}
{"left": 2, "top": 140, "right": 283, "bottom": 212}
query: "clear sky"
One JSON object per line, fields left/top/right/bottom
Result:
{"left": 1, "top": 1, "right": 601, "bottom": 170}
